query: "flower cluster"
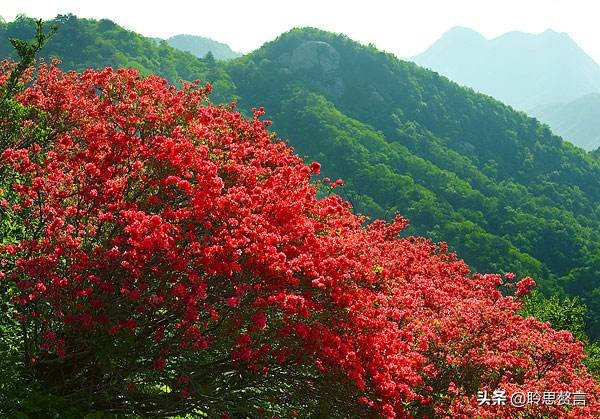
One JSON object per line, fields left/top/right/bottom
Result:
{"left": 1, "top": 64, "right": 598, "bottom": 417}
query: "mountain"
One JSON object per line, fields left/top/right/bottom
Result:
{"left": 2, "top": 16, "right": 600, "bottom": 336}
{"left": 413, "top": 27, "right": 600, "bottom": 150}
{"left": 0, "top": 14, "right": 235, "bottom": 101}
{"left": 158, "top": 34, "right": 242, "bottom": 60}
{"left": 219, "top": 29, "right": 600, "bottom": 337}
{"left": 225, "top": 29, "right": 600, "bottom": 284}
{"left": 414, "top": 27, "right": 600, "bottom": 111}
{"left": 531, "top": 93, "right": 600, "bottom": 151}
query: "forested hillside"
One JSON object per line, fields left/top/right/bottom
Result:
{"left": 0, "top": 14, "right": 236, "bottom": 101}
{"left": 2, "top": 16, "right": 600, "bottom": 337}
{"left": 225, "top": 28, "right": 600, "bottom": 335}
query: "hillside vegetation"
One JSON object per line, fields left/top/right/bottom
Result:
{"left": 0, "top": 24, "right": 598, "bottom": 417}
{"left": 226, "top": 28, "right": 600, "bottom": 336}
{"left": 2, "top": 16, "right": 600, "bottom": 337}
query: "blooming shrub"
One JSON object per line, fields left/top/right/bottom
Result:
{"left": 0, "top": 63, "right": 598, "bottom": 418}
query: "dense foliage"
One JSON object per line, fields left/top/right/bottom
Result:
{"left": 0, "top": 14, "right": 235, "bottom": 102}
{"left": 225, "top": 28, "right": 600, "bottom": 338}
{"left": 4, "top": 19, "right": 600, "bottom": 337}
{"left": 2, "top": 17, "right": 600, "bottom": 417}
{"left": 1, "top": 56, "right": 599, "bottom": 418}
{"left": 522, "top": 292, "right": 600, "bottom": 379}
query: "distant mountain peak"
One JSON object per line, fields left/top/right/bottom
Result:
{"left": 158, "top": 34, "right": 242, "bottom": 60}
{"left": 413, "top": 26, "right": 600, "bottom": 109}
{"left": 493, "top": 28, "right": 575, "bottom": 46}
{"left": 426, "top": 27, "right": 487, "bottom": 50}
{"left": 413, "top": 26, "right": 600, "bottom": 149}
{"left": 540, "top": 28, "right": 568, "bottom": 37}
{"left": 444, "top": 26, "right": 486, "bottom": 39}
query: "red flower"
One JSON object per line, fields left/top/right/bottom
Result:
{"left": 1, "top": 63, "right": 597, "bottom": 418}
{"left": 309, "top": 161, "right": 321, "bottom": 175}
{"left": 153, "top": 358, "right": 166, "bottom": 371}
{"left": 171, "top": 283, "right": 187, "bottom": 298}
{"left": 251, "top": 311, "right": 267, "bottom": 330}
{"left": 226, "top": 296, "right": 240, "bottom": 307}
{"left": 515, "top": 276, "right": 536, "bottom": 297}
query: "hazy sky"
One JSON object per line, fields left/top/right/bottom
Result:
{"left": 2, "top": 0, "right": 600, "bottom": 62}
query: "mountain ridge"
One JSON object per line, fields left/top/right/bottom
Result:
{"left": 414, "top": 26, "right": 600, "bottom": 110}
{"left": 413, "top": 26, "right": 600, "bottom": 150}
{"left": 228, "top": 27, "right": 600, "bottom": 334}
{"left": 531, "top": 93, "right": 600, "bottom": 151}
{"left": 157, "top": 34, "right": 242, "bottom": 60}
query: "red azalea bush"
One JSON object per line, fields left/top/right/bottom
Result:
{"left": 0, "top": 63, "right": 599, "bottom": 418}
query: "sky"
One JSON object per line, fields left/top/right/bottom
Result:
{"left": 1, "top": 0, "right": 600, "bottom": 62}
